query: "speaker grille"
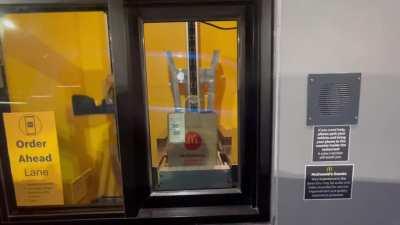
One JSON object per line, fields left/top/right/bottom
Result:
{"left": 307, "top": 73, "right": 361, "bottom": 125}
{"left": 319, "top": 83, "right": 352, "bottom": 116}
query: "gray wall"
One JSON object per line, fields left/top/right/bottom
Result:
{"left": 273, "top": 0, "right": 400, "bottom": 224}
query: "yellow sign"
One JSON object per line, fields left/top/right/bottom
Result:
{"left": 3, "top": 111, "right": 64, "bottom": 206}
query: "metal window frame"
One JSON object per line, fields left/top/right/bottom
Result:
{"left": 0, "top": 0, "right": 124, "bottom": 222}
{"left": 117, "top": 0, "right": 273, "bottom": 222}
{"left": 0, "top": 0, "right": 274, "bottom": 224}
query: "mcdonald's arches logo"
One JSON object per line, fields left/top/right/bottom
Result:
{"left": 185, "top": 131, "right": 202, "bottom": 150}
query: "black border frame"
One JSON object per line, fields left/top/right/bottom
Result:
{"left": 0, "top": 0, "right": 124, "bottom": 222}
{"left": 125, "top": 3, "right": 251, "bottom": 209}
{"left": 0, "top": 0, "right": 274, "bottom": 224}
{"left": 119, "top": 0, "right": 273, "bottom": 220}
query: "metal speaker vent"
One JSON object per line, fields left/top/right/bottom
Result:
{"left": 307, "top": 73, "right": 361, "bottom": 125}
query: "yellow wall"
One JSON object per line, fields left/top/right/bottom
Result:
{"left": 2, "top": 12, "right": 121, "bottom": 204}
{"left": 198, "top": 21, "right": 238, "bottom": 164}
{"left": 144, "top": 21, "right": 238, "bottom": 166}
{"left": 144, "top": 22, "right": 187, "bottom": 167}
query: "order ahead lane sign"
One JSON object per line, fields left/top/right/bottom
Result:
{"left": 3, "top": 111, "right": 64, "bottom": 206}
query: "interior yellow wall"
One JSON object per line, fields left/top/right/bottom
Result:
{"left": 144, "top": 21, "right": 238, "bottom": 166}
{"left": 144, "top": 22, "right": 188, "bottom": 167}
{"left": 198, "top": 21, "right": 238, "bottom": 165}
{"left": 2, "top": 12, "right": 121, "bottom": 203}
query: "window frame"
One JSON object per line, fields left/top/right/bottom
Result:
{"left": 127, "top": 4, "right": 252, "bottom": 209}
{"left": 0, "top": 0, "right": 125, "bottom": 222}
{"left": 0, "top": 0, "right": 274, "bottom": 223}
{"left": 117, "top": 0, "right": 273, "bottom": 221}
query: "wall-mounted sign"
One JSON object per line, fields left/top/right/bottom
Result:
{"left": 313, "top": 126, "right": 350, "bottom": 161}
{"left": 304, "top": 164, "right": 353, "bottom": 200}
{"left": 3, "top": 111, "right": 64, "bottom": 206}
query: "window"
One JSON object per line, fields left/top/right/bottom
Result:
{"left": 0, "top": 0, "right": 273, "bottom": 223}
{"left": 143, "top": 21, "right": 239, "bottom": 191}
{"left": 0, "top": 9, "right": 123, "bottom": 214}
{"left": 119, "top": 2, "right": 271, "bottom": 218}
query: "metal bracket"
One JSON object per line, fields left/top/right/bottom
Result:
{"left": 166, "top": 50, "right": 220, "bottom": 112}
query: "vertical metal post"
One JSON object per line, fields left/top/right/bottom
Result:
{"left": 187, "top": 21, "right": 199, "bottom": 111}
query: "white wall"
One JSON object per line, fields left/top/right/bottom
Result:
{"left": 273, "top": 0, "right": 400, "bottom": 224}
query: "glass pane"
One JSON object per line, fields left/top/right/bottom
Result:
{"left": 0, "top": 11, "right": 123, "bottom": 208}
{"left": 143, "top": 21, "right": 239, "bottom": 191}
